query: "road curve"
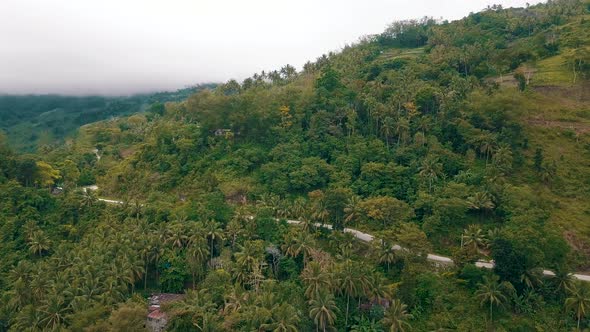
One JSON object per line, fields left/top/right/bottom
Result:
{"left": 285, "top": 220, "right": 590, "bottom": 282}
{"left": 91, "top": 194, "right": 590, "bottom": 282}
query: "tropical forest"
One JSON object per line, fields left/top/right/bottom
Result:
{"left": 1, "top": 0, "right": 590, "bottom": 331}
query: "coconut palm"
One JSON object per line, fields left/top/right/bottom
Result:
{"left": 299, "top": 215, "right": 316, "bottom": 234}
{"left": 187, "top": 234, "right": 209, "bottom": 288}
{"left": 466, "top": 192, "right": 495, "bottom": 220}
{"left": 344, "top": 195, "right": 363, "bottom": 226}
{"left": 520, "top": 268, "right": 544, "bottom": 290}
{"left": 552, "top": 268, "right": 574, "bottom": 297}
{"left": 565, "top": 281, "right": 590, "bottom": 330}
{"left": 312, "top": 200, "right": 329, "bottom": 226}
{"left": 461, "top": 225, "right": 487, "bottom": 252}
{"left": 261, "top": 302, "right": 300, "bottom": 332}
{"left": 235, "top": 241, "right": 264, "bottom": 275}
{"left": 80, "top": 189, "right": 97, "bottom": 207}
{"left": 382, "top": 299, "right": 412, "bottom": 332}
{"left": 477, "top": 132, "right": 496, "bottom": 164}
{"left": 205, "top": 220, "right": 224, "bottom": 260}
{"left": 381, "top": 116, "right": 396, "bottom": 150}
{"left": 38, "top": 295, "right": 69, "bottom": 331}
{"left": 416, "top": 116, "right": 431, "bottom": 146}
{"left": 372, "top": 239, "right": 397, "bottom": 271}
{"left": 475, "top": 275, "right": 507, "bottom": 324}
{"left": 282, "top": 231, "right": 316, "bottom": 266}
{"left": 301, "top": 261, "right": 332, "bottom": 299}
{"left": 309, "top": 290, "right": 339, "bottom": 332}
{"left": 338, "top": 260, "right": 360, "bottom": 328}
{"left": 492, "top": 144, "right": 513, "bottom": 174}
{"left": 224, "top": 286, "right": 248, "bottom": 314}
{"left": 291, "top": 197, "right": 308, "bottom": 219}
{"left": 419, "top": 157, "right": 443, "bottom": 193}
{"left": 395, "top": 117, "right": 410, "bottom": 145}
{"left": 27, "top": 230, "right": 51, "bottom": 257}
{"left": 165, "top": 222, "right": 188, "bottom": 249}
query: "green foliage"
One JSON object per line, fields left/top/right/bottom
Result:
{"left": 1, "top": 2, "right": 590, "bottom": 331}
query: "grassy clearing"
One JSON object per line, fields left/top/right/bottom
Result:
{"left": 532, "top": 53, "right": 574, "bottom": 87}
{"left": 377, "top": 47, "right": 425, "bottom": 62}
{"left": 514, "top": 86, "right": 590, "bottom": 261}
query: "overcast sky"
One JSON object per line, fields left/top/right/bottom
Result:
{"left": 0, "top": 0, "right": 544, "bottom": 95}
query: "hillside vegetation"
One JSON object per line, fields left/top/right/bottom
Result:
{"left": 2, "top": 1, "right": 590, "bottom": 331}
{"left": 0, "top": 85, "right": 214, "bottom": 152}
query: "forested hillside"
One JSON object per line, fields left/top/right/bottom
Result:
{"left": 0, "top": 85, "right": 215, "bottom": 152}
{"left": 2, "top": 1, "right": 590, "bottom": 331}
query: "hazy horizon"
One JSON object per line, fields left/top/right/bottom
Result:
{"left": 1, "top": 0, "right": 544, "bottom": 96}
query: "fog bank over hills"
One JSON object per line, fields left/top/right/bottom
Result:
{"left": 0, "top": 0, "right": 541, "bottom": 95}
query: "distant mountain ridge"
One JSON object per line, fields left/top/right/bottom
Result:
{"left": 0, "top": 84, "right": 216, "bottom": 152}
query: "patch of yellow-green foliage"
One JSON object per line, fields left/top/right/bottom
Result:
{"left": 376, "top": 47, "right": 425, "bottom": 63}
{"left": 531, "top": 53, "right": 574, "bottom": 86}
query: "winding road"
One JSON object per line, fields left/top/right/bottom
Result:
{"left": 88, "top": 189, "right": 590, "bottom": 282}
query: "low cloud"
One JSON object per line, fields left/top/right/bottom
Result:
{"left": 0, "top": 0, "right": 541, "bottom": 95}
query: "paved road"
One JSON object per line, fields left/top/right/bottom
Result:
{"left": 89, "top": 191, "right": 590, "bottom": 282}
{"left": 286, "top": 220, "right": 590, "bottom": 282}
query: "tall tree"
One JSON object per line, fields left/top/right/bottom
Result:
{"left": 565, "top": 281, "right": 590, "bottom": 330}
{"left": 309, "top": 290, "right": 339, "bottom": 332}
{"left": 382, "top": 299, "right": 412, "bottom": 332}
{"left": 475, "top": 275, "right": 508, "bottom": 324}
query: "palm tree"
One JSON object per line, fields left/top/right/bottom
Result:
{"left": 381, "top": 116, "right": 396, "bottom": 150}
{"left": 225, "top": 221, "right": 243, "bottom": 250}
{"left": 165, "top": 222, "right": 188, "bottom": 249}
{"left": 461, "top": 225, "right": 486, "bottom": 252}
{"left": 205, "top": 220, "right": 224, "bottom": 261}
{"left": 467, "top": 192, "right": 495, "bottom": 221}
{"left": 38, "top": 295, "right": 69, "bottom": 331}
{"left": 299, "top": 215, "right": 316, "bottom": 234}
{"left": 301, "top": 261, "right": 332, "bottom": 299}
{"left": 23, "top": 220, "right": 39, "bottom": 241}
{"left": 290, "top": 197, "right": 308, "bottom": 219}
{"left": 553, "top": 268, "right": 574, "bottom": 298}
{"left": 80, "top": 189, "right": 97, "bottom": 207}
{"left": 282, "top": 231, "right": 316, "bottom": 267}
{"left": 367, "top": 272, "right": 391, "bottom": 305}
{"left": 309, "top": 290, "right": 339, "bottom": 332}
{"left": 338, "top": 260, "right": 359, "bottom": 328}
{"left": 382, "top": 299, "right": 412, "bottom": 332}
{"left": 187, "top": 234, "right": 209, "bottom": 288}
{"left": 139, "top": 233, "right": 155, "bottom": 289}
{"left": 27, "top": 230, "right": 51, "bottom": 257}
{"left": 520, "top": 268, "right": 543, "bottom": 290}
{"left": 565, "top": 281, "right": 590, "bottom": 330}
{"left": 477, "top": 132, "right": 496, "bottom": 164}
{"left": 344, "top": 195, "right": 363, "bottom": 226}
{"left": 372, "top": 239, "right": 396, "bottom": 272}
{"left": 224, "top": 286, "right": 248, "bottom": 314}
{"left": 475, "top": 275, "right": 507, "bottom": 324}
{"left": 395, "top": 117, "right": 410, "bottom": 145}
{"left": 419, "top": 157, "right": 443, "bottom": 193}
{"left": 261, "top": 302, "right": 300, "bottom": 332}
{"left": 258, "top": 193, "right": 282, "bottom": 217}
{"left": 492, "top": 144, "right": 513, "bottom": 174}
{"left": 416, "top": 116, "right": 431, "bottom": 146}
{"left": 312, "top": 200, "right": 329, "bottom": 226}
{"left": 235, "top": 241, "right": 263, "bottom": 275}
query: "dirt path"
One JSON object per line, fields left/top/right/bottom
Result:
{"left": 526, "top": 119, "right": 590, "bottom": 134}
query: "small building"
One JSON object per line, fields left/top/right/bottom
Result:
{"left": 214, "top": 128, "right": 232, "bottom": 136}
{"left": 146, "top": 294, "right": 185, "bottom": 332}
{"left": 51, "top": 186, "right": 63, "bottom": 195}
{"left": 359, "top": 297, "right": 391, "bottom": 311}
